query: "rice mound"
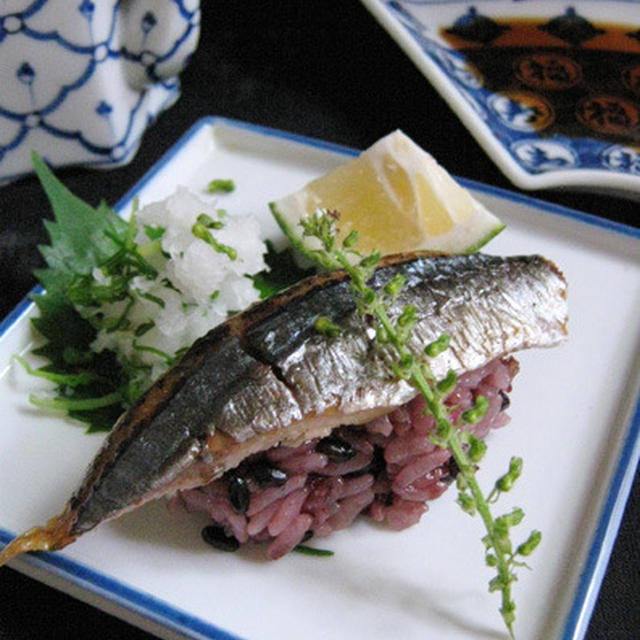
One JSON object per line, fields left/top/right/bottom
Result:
{"left": 176, "top": 356, "right": 519, "bottom": 559}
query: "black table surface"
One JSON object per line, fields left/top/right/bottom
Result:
{"left": 0, "top": 2, "right": 638, "bottom": 639}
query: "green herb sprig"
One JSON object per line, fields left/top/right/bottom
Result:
{"left": 301, "top": 210, "right": 540, "bottom": 638}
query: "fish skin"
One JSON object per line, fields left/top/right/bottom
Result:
{"left": 245, "top": 252, "right": 567, "bottom": 416}
{"left": 73, "top": 328, "right": 303, "bottom": 534}
{"left": 0, "top": 252, "right": 567, "bottom": 565}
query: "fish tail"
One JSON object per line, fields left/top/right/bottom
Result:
{"left": 0, "top": 510, "right": 76, "bottom": 567}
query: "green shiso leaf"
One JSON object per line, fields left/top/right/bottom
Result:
{"left": 28, "top": 153, "right": 129, "bottom": 430}
{"left": 32, "top": 153, "right": 127, "bottom": 283}
{"left": 251, "top": 240, "right": 316, "bottom": 299}
{"left": 30, "top": 153, "right": 128, "bottom": 358}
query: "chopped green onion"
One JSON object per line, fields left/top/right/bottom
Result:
{"left": 293, "top": 544, "right": 334, "bottom": 557}
{"left": 206, "top": 179, "right": 235, "bottom": 194}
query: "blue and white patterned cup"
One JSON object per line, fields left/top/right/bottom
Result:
{"left": 0, "top": 0, "right": 200, "bottom": 184}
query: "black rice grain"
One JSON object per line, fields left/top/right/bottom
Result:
{"left": 249, "top": 460, "right": 288, "bottom": 487}
{"left": 227, "top": 475, "right": 250, "bottom": 514}
{"left": 316, "top": 435, "right": 356, "bottom": 462}
{"left": 201, "top": 525, "right": 240, "bottom": 552}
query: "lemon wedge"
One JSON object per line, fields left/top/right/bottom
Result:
{"left": 269, "top": 130, "right": 504, "bottom": 258}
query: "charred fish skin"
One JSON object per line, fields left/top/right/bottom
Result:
{"left": 0, "top": 252, "right": 568, "bottom": 565}
{"left": 72, "top": 328, "right": 302, "bottom": 534}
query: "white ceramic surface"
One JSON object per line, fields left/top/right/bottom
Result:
{"left": 361, "top": 0, "right": 640, "bottom": 194}
{"left": 0, "top": 118, "right": 639, "bottom": 640}
{"left": 0, "top": 0, "right": 200, "bottom": 184}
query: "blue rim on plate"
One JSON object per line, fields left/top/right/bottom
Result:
{"left": 0, "top": 116, "right": 639, "bottom": 640}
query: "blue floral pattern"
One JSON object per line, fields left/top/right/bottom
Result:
{"left": 383, "top": 1, "right": 640, "bottom": 181}
{"left": 0, "top": 0, "right": 200, "bottom": 183}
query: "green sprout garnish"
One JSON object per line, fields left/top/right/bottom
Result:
{"left": 192, "top": 213, "right": 238, "bottom": 260}
{"left": 206, "top": 178, "right": 235, "bottom": 194}
{"left": 300, "top": 209, "right": 540, "bottom": 638}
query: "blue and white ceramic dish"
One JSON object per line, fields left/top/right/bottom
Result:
{"left": 0, "top": 0, "right": 200, "bottom": 184}
{"left": 361, "top": 0, "right": 640, "bottom": 194}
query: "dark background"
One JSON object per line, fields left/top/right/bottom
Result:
{"left": 0, "top": 2, "right": 638, "bottom": 639}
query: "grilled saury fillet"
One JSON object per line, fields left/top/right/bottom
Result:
{"left": 0, "top": 252, "right": 568, "bottom": 564}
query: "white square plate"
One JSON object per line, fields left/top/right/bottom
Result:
{"left": 1, "top": 117, "right": 639, "bottom": 640}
